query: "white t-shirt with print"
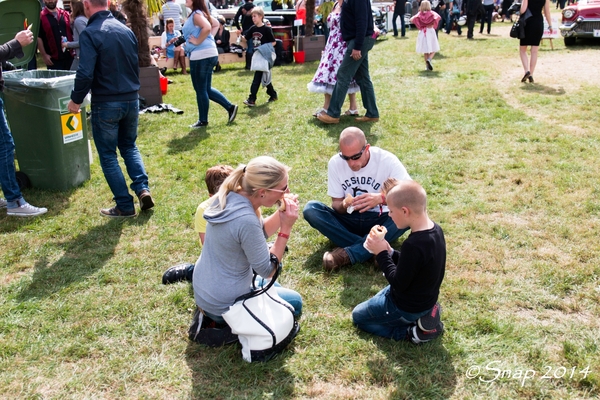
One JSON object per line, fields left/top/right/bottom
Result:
{"left": 327, "top": 146, "right": 411, "bottom": 213}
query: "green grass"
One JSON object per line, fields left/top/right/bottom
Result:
{"left": 2, "top": 18, "right": 600, "bottom": 399}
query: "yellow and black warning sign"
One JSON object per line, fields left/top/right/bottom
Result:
{"left": 60, "top": 113, "right": 84, "bottom": 144}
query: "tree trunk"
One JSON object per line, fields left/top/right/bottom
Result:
{"left": 122, "top": 0, "right": 151, "bottom": 68}
{"left": 305, "top": 0, "right": 314, "bottom": 36}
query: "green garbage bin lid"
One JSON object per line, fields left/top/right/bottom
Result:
{"left": 0, "top": 0, "right": 41, "bottom": 68}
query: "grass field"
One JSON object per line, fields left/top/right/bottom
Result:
{"left": 1, "top": 15, "right": 599, "bottom": 399}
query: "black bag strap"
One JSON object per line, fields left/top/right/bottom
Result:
{"left": 233, "top": 254, "right": 281, "bottom": 302}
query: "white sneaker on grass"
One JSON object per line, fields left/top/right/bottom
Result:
{"left": 0, "top": 198, "right": 7, "bottom": 208}
{"left": 6, "top": 201, "right": 47, "bottom": 217}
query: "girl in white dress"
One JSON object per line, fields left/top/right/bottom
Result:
{"left": 410, "top": 1, "right": 441, "bottom": 71}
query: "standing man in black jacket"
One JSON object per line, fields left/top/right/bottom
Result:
{"left": 317, "top": 0, "right": 380, "bottom": 124}
{"left": 68, "top": 0, "right": 154, "bottom": 218}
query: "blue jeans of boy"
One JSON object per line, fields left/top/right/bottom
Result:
{"left": 326, "top": 37, "right": 379, "bottom": 119}
{"left": 91, "top": 100, "right": 149, "bottom": 212}
{"left": 0, "top": 98, "right": 23, "bottom": 205}
{"left": 352, "top": 286, "right": 431, "bottom": 340}
{"left": 190, "top": 56, "right": 233, "bottom": 123}
{"left": 303, "top": 200, "right": 408, "bottom": 264}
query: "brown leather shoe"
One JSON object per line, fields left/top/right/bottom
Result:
{"left": 355, "top": 116, "right": 379, "bottom": 122}
{"left": 317, "top": 113, "right": 340, "bottom": 124}
{"left": 138, "top": 189, "right": 155, "bottom": 211}
{"left": 323, "top": 247, "right": 351, "bottom": 271}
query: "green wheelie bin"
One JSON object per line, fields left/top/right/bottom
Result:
{"left": 2, "top": 70, "right": 91, "bottom": 191}
{"left": 1, "top": 0, "right": 91, "bottom": 191}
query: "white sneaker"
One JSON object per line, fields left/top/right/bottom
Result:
{"left": 0, "top": 198, "right": 7, "bottom": 208}
{"left": 6, "top": 201, "right": 47, "bottom": 217}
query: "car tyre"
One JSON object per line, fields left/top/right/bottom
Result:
{"left": 564, "top": 36, "right": 576, "bottom": 46}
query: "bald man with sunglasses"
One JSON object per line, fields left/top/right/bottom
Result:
{"left": 303, "top": 127, "right": 412, "bottom": 271}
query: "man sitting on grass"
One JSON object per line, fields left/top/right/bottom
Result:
{"left": 354, "top": 180, "right": 445, "bottom": 344}
{"left": 303, "top": 127, "right": 412, "bottom": 271}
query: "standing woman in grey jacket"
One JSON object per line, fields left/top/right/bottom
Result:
{"left": 62, "top": 0, "right": 88, "bottom": 71}
{"left": 192, "top": 156, "right": 303, "bottom": 326}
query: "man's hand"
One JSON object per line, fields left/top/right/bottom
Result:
{"left": 67, "top": 100, "right": 81, "bottom": 114}
{"left": 354, "top": 192, "right": 382, "bottom": 213}
{"left": 351, "top": 49, "right": 362, "bottom": 61}
{"left": 15, "top": 30, "right": 34, "bottom": 47}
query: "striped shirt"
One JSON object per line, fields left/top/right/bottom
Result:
{"left": 162, "top": 0, "right": 184, "bottom": 31}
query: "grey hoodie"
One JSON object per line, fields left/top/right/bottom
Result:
{"left": 193, "top": 191, "right": 273, "bottom": 316}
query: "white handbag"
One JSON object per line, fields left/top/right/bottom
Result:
{"left": 222, "top": 263, "right": 299, "bottom": 362}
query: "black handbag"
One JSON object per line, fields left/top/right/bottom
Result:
{"left": 510, "top": 8, "right": 532, "bottom": 39}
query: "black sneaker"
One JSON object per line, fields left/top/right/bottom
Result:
{"left": 267, "top": 96, "right": 278, "bottom": 103}
{"left": 100, "top": 206, "right": 136, "bottom": 218}
{"left": 243, "top": 99, "right": 256, "bottom": 107}
{"left": 410, "top": 322, "right": 444, "bottom": 344}
{"left": 162, "top": 262, "right": 194, "bottom": 284}
{"left": 190, "top": 120, "right": 208, "bottom": 128}
{"left": 228, "top": 104, "right": 238, "bottom": 124}
{"left": 417, "top": 302, "right": 442, "bottom": 333}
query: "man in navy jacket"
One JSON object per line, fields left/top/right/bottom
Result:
{"left": 68, "top": 0, "right": 154, "bottom": 218}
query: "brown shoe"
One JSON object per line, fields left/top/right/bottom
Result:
{"left": 323, "top": 247, "right": 351, "bottom": 271}
{"left": 355, "top": 116, "right": 379, "bottom": 122}
{"left": 138, "top": 189, "right": 155, "bottom": 211}
{"left": 317, "top": 113, "right": 340, "bottom": 124}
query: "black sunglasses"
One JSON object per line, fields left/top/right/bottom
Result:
{"left": 339, "top": 144, "right": 367, "bottom": 161}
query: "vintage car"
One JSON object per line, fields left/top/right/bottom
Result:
{"left": 559, "top": 0, "right": 600, "bottom": 46}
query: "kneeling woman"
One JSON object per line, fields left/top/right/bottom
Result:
{"left": 192, "top": 156, "right": 303, "bottom": 327}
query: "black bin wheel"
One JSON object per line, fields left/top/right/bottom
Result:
{"left": 15, "top": 171, "right": 31, "bottom": 190}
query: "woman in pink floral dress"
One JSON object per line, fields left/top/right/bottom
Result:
{"left": 307, "top": 1, "right": 360, "bottom": 117}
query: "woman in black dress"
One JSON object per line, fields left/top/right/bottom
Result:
{"left": 519, "top": 0, "right": 552, "bottom": 83}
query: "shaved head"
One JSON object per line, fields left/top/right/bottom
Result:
{"left": 387, "top": 181, "right": 427, "bottom": 214}
{"left": 339, "top": 127, "right": 366, "bottom": 148}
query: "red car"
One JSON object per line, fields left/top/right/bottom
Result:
{"left": 560, "top": 0, "right": 600, "bottom": 46}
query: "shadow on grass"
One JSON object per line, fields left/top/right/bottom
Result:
{"left": 167, "top": 128, "right": 211, "bottom": 154}
{"left": 520, "top": 83, "right": 566, "bottom": 95}
{"left": 367, "top": 335, "right": 457, "bottom": 398}
{"left": 0, "top": 187, "right": 76, "bottom": 233}
{"left": 185, "top": 339, "right": 297, "bottom": 398}
{"left": 15, "top": 217, "right": 151, "bottom": 301}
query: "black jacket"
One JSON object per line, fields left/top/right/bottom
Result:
{"left": 0, "top": 39, "right": 23, "bottom": 92}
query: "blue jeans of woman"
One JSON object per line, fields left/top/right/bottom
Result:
{"left": 0, "top": 97, "right": 24, "bottom": 205}
{"left": 303, "top": 200, "right": 408, "bottom": 264}
{"left": 204, "top": 277, "right": 303, "bottom": 323}
{"left": 352, "top": 286, "right": 431, "bottom": 341}
{"left": 91, "top": 100, "right": 149, "bottom": 212}
{"left": 189, "top": 56, "right": 233, "bottom": 123}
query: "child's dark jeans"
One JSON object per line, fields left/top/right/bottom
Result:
{"left": 248, "top": 71, "right": 277, "bottom": 101}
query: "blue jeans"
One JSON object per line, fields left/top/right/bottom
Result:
{"left": 303, "top": 200, "right": 408, "bottom": 264}
{"left": 190, "top": 56, "right": 233, "bottom": 123}
{"left": 91, "top": 100, "right": 149, "bottom": 212}
{"left": 480, "top": 4, "right": 495, "bottom": 33}
{"left": 0, "top": 97, "right": 23, "bottom": 205}
{"left": 327, "top": 37, "right": 379, "bottom": 119}
{"left": 352, "top": 286, "right": 431, "bottom": 340}
{"left": 204, "top": 277, "right": 303, "bottom": 323}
